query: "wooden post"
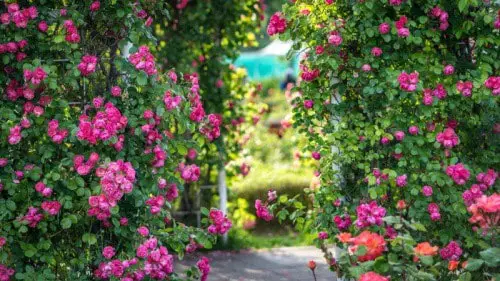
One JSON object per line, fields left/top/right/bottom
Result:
{"left": 218, "top": 167, "right": 228, "bottom": 245}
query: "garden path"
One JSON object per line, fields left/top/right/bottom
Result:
{"left": 177, "top": 246, "right": 337, "bottom": 281}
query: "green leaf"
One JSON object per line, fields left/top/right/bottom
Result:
{"left": 464, "top": 258, "right": 484, "bottom": 271}
{"left": 137, "top": 72, "right": 148, "bottom": 86}
{"left": 61, "top": 218, "right": 72, "bottom": 229}
{"left": 82, "top": 233, "right": 97, "bottom": 245}
{"left": 479, "top": 248, "right": 500, "bottom": 267}
{"left": 53, "top": 35, "right": 64, "bottom": 43}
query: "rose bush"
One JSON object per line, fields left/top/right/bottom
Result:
{"left": 0, "top": 1, "right": 250, "bottom": 280}
{"left": 260, "top": 1, "right": 499, "bottom": 281}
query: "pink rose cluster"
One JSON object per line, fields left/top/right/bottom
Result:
{"left": 355, "top": 201, "right": 386, "bottom": 228}
{"left": 427, "top": 203, "right": 441, "bottom": 221}
{"left": 200, "top": 113, "right": 222, "bottom": 141}
{"left": 47, "top": 119, "right": 68, "bottom": 144}
{"left": 77, "top": 55, "right": 98, "bottom": 76}
{"left": 88, "top": 160, "right": 136, "bottom": 221}
{"left": 328, "top": 31, "right": 343, "bottom": 46}
{"left": 456, "top": 81, "right": 473, "bottom": 97}
{"left": 255, "top": 199, "right": 273, "bottom": 221}
{"left": 371, "top": 47, "right": 383, "bottom": 57}
{"left": 360, "top": 272, "right": 389, "bottom": 281}
{"left": 395, "top": 16, "right": 410, "bottom": 37}
{"left": 484, "top": 76, "right": 499, "bottom": 96}
{"left": 7, "top": 125, "right": 22, "bottom": 145}
{"left": 41, "top": 200, "right": 62, "bottom": 216}
{"left": 439, "top": 241, "right": 462, "bottom": 261}
{"left": 430, "top": 6, "right": 449, "bottom": 31}
{"left": 0, "top": 264, "right": 15, "bottom": 281}
{"left": 163, "top": 90, "right": 182, "bottom": 110}
{"left": 187, "top": 74, "right": 206, "bottom": 122}
{"left": 396, "top": 174, "right": 407, "bottom": 187}
{"left": 333, "top": 214, "right": 352, "bottom": 231}
{"left": 207, "top": 209, "right": 232, "bottom": 235}
{"left": 197, "top": 257, "right": 211, "bottom": 281}
{"left": 267, "top": 12, "right": 287, "bottom": 36}
{"left": 436, "top": 128, "right": 459, "bottom": 148}
{"left": 178, "top": 163, "right": 201, "bottom": 183}
{"left": 35, "top": 182, "right": 53, "bottom": 197}
{"left": 73, "top": 152, "right": 100, "bottom": 175}
{"left": 467, "top": 193, "right": 500, "bottom": 231}
{"left": 145, "top": 195, "right": 165, "bottom": 215}
{"left": 0, "top": 39, "right": 29, "bottom": 62}
{"left": 368, "top": 168, "right": 389, "bottom": 185}
{"left": 77, "top": 101, "right": 128, "bottom": 145}
{"left": 20, "top": 206, "right": 43, "bottom": 227}
{"left": 23, "top": 67, "right": 47, "bottom": 85}
{"left": 0, "top": 3, "right": 38, "bottom": 28}
{"left": 141, "top": 110, "right": 164, "bottom": 146}
{"left": 388, "top": 0, "right": 404, "bottom": 5}
{"left": 63, "top": 20, "right": 81, "bottom": 43}
{"left": 397, "top": 71, "right": 418, "bottom": 92}
{"left": 446, "top": 163, "right": 470, "bottom": 185}
{"left": 90, "top": 1, "right": 101, "bottom": 12}
{"left": 300, "top": 66, "right": 320, "bottom": 82}
{"left": 129, "top": 45, "right": 157, "bottom": 76}
{"left": 462, "top": 169, "right": 497, "bottom": 206}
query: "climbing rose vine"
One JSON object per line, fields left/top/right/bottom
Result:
{"left": 0, "top": 1, "right": 237, "bottom": 280}
{"left": 259, "top": 1, "right": 499, "bottom": 281}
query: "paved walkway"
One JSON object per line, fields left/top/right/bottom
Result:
{"left": 177, "top": 246, "right": 337, "bottom": 281}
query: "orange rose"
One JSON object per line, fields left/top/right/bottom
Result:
{"left": 337, "top": 232, "right": 352, "bottom": 243}
{"left": 352, "top": 231, "right": 386, "bottom": 262}
{"left": 448, "top": 260, "right": 459, "bottom": 271}
{"left": 414, "top": 242, "right": 439, "bottom": 256}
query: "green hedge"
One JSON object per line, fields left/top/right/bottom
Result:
{"left": 232, "top": 165, "right": 313, "bottom": 207}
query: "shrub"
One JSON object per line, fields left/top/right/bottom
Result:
{"left": 0, "top": 1, "right": 255, "bottom": 280}
{"left": 260, "top": 1, "right": 500, "bottom": 281}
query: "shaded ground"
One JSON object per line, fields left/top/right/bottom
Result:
{"left": 177, "top": 246, "right": 337, "bottom": 281}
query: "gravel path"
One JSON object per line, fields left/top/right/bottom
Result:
{"left": 176, "top": 246, "right": 337, "bottom": 281}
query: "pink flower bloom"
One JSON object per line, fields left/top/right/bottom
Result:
{"left": 311, "top": 151, "right": 321, "bottom": 160}
{"left": 165, "top": 184, "right": 179, "bottom": 202}
{"left": 129, "top": 45, "right": 157, "bottom": 76}
{"left": 187, "top": 148, "right": 197, "bottom": 160}
{"left": 325, "top": 0, "right": 334, "bottom": 4}
{"left": 207, "top": 209, "right": 232, "bottom": 235}
{"left": 355, "top": 201, "right": 386, "bottom": 228}
{"left": 21, "top": 207, "right": 43, "bottom": 227}
{"left": 396, "top": 174, "right": 407, "bottom": 187}
{"left": 389, "top": 0, "right": 404, "bottom": 5}
{"left": 318, "top": 231, "right": 329, "bottom": 240}
{"left": 38, "top": 20, "right": 48, "bottom": 32}
{"left": 24, "top": 67, "right": 47, "bottom": 85}
{"left": 328, "top": 32, "right": 343, "bottom": 46}
{"left": 333, "top": 214, "right": 352, "bottom": 230}
{"left": 0, "top": 264, "right": 15, "bottom": 281}
{"left": 78, "top": 55, "right": 98, "bottom": 76}
{"left": 197, "top": 257, "right": 211, "bottom": 281}
{"left": 379, "top": 22, "right": 390, "bottom": 34}
{"left": 145, "top": 195, "right": 165, "bottom": 215}
{"left": 443, "top": 64, "right": 455, "bottom": 75}
{"left": 361, "top": 64, "right": 371, "bottom": 72}
{"left": 255, "top": 199, "right": 273, "bottom": 222}
{"left": 47, "top": 119, "right": 68, "bottom": 144}
{"left": 397, "top": 71, "right": 419, "bottom": 92}
{"left": 119, "top": 217, "right": 128, "bottom": 226}
{"left": 8, "top": 125, "right": 22, "bottom": 145}
{"left": 90, "top": 1, "right": 101, "bottom": 12}
{"left": 371, "top": 47, "right": 382, "bottom": 57}
{"left": 137, "top": 226, "right": 149, "bottom": 237}
{"left": 422, "top": 185, "right": 433, "bottom": 197}
{"left": 315, "top": 45, "right": 325, "bottom": 55}
{"left": 360, "top": 272, "right": 389, "bottom": 281}
{"left": 103, "top": 246, "right": 116, "bottom": 259}
{"left": 484, "top": 76, "right": 500, "bottom": 96}
{"left": 268, "top": 190, "right": 277, "bottom": 202}
{"left": 110, "top": 86, "right": 122, "bottom": 97}
{"left": 41, "top": 201, "right": 62, "bottom": 216}
{"left": 179, "top": 163, "right": 200, "bottom": 183}
{"left": 397, "top": 27, "right": 410, "bottom": 37}
{"left": 380, "top": 136, "right": 390, "bottom": 145}
{"left": 436, "top": 128, "right": 459, "bottom": 148}
{"left": 428, "top": 203, "right": 441, "bottom": 221}
{"left": 446, "top": 163, "right": 470, "bottom": 185}
{"left": 456, "top": 81, "right": 473, "bottom": 97}
{"left": 408, "top": 126, "right": 419, "bottom": 135}
{"left": 300, "top": 67, "right": 319, "bottom": 82}
{"left": 440, "top": 241, "right": 463, "bottom": 261}
{"left": 394, "top": 131, "right": 405, "bottom": 141}
{"left": 267, "top": 12, "right": 287, "bottom": 36}
{"left": 0, "top": 237, "right": 5, "bottom": 248}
